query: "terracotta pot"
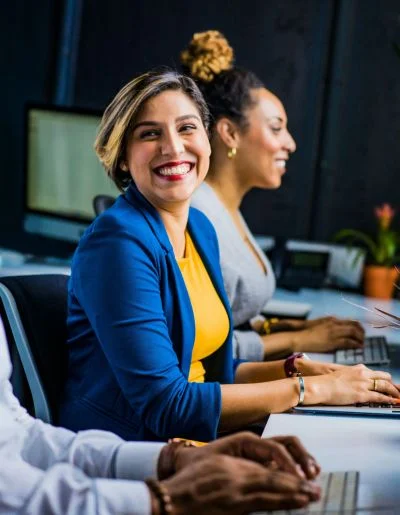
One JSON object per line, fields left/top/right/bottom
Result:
{"left": 363, "top": 265, "right": 399, "bottom": 299}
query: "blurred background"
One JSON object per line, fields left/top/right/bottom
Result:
{"left": 1, "top": 0, "right": 400, "bottom": 259}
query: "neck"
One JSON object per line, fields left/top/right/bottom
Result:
{"left": 156, "top": 203, "right": 189, "bottom": 258}
{"left": 206, "top": 158, "right": 250, "bottom": 213}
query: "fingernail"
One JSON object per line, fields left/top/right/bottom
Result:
{"left": 308, "top": 462, "right": 317, "bottom": 476}
{"left": 296, "top": 464, "right": 306, "bottom": 478}
{"left": 300, "top": 481, "right": 320, "bottom": 496}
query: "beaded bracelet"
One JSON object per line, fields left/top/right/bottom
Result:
{"left": 145, "top": 478, "right": 173, "bottom": 515}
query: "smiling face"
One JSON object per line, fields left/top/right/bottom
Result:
{"left": 122, "top": 89, "right": 211, "bottom": 212}
{"left": 236, "top": 88, "right": 296, "bottom": 190}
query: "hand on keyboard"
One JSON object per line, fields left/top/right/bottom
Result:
{"left": 292, "top": 317, "right": 365, "bottom": 353}
{"left": 306, "top": 364, "right": 400, "bottom": 405}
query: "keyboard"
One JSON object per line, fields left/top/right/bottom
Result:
{"left": 265, "top": 470, "right": 359, "bottom": 514}
{"left": 335, "top": 336, "right": 390, "bottom": 366}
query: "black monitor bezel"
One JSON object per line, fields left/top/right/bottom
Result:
{"left": 23, "top": 102, "right": 105, "bottom": 225}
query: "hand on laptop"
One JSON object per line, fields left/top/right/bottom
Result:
{"left": 171, "top": 432, "right": 320, "bottom": 481}
{"left": 304, "top": 364, "right": 400, "bottom": 405}
{"left": 292, "top": 317, "right": 365, "bottom": 353}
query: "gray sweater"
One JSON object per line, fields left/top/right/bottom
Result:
{"left": 192, "top": 182, "right": 276, "bottom": 361}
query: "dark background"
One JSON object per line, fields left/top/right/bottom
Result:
{"left": 1, "top": 0, "right": 400, "bottom": 258}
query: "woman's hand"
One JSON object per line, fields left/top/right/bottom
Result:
{"left": 293, "top": 317, "right": 365, "bottom": 353}
{"left": 295, "top": 357, "right": 346, "bottom": 377}
{"left": 173, "top": 431, "right": 320, "bottom": 480}
{"left": 306, "top": 364, "right": 400, "bottom": 405}
{"left": 160, "top": 455, "right": 320, "bottom": 515}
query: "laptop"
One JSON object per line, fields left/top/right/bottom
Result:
{"left": 335, "top": 336, "right": 390, "bottom": 366}
{"left": 266, "top": 470, "right": 395, "bottom": 514}
{"left": 294, "top": 402, "right": 400, "bottom": 418}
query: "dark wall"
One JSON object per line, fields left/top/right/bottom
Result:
{"left": 313, "top": 0, "right": 400, "bottom": 240}
{"left": 1, "top": 0, "right": 400, "bottom": 257}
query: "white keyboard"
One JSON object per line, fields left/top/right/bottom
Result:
{"left": 264, "top": 470, "right": 359, "bottom": 514}
{"left": 335, "top": 336, "right": 390, "bottom": 366}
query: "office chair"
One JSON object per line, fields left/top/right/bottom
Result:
{"left": 0, "top": 274, "right": 69, "bottom": 424}
{"left": 93, "top": 194, "right": 115, "bottom": 216}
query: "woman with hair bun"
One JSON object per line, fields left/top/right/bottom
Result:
{"left": 185, "top": 30, "right": 366, "bottom": 361}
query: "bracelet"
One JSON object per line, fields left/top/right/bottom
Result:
{"left": 261, "top": 317, "right": 279, "bottom": 335}
{"left": 284, "top": 352, "right": 305, "bottom": 377}
{"left": 297, "top": 376, "right": 305, "bottom": 405}
{"left": 158, "top": 439, "right": 198, "bottom": 480}
{"left": 145, "top": 478, "right": 173, "bottom": 515}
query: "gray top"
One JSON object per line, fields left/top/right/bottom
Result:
{"left": 192, "top": 182, "right": 276, "bottom": 361}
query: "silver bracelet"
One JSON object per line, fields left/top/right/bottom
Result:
{"left": 297, "top": 376, "right": 305, "bottom": 405}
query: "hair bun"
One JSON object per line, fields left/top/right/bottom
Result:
{"left": 180, "top": 30, "right": 234, "bottom": 83}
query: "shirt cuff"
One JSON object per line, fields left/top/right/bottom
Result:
{"left": 114, "top": 442, "right": 165, "bottom": 480}
{"left": 95, "top": 478, "right": 152, "bottom": 515}
{"left": 233, "top": 330, "right": 264, "bottom": 361}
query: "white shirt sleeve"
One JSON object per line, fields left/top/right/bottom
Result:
{"left": 1, "top": 379, "right": 165, "bottom": 514}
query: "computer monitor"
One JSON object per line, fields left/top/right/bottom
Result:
{"left": 24, "top": 104, "right": 119, "bottom": 243}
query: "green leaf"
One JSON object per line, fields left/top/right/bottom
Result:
{"left": 333, "top": 229, "right": 378, "bottom": 261}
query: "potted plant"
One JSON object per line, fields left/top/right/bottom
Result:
{"left": 333, "top": 203, "right": 400, "bottom": 299}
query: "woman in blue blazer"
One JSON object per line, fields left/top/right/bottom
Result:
{"left": 59, "top": 69, "right": 400, "bottom": 442}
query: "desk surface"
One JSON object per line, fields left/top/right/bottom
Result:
{"left": 274, "top": 287, "right": 400, "bottom": 344}
{"left": 264, "top": 288, "right": 400, "bottom": 513}
{"left": 263, "top": 413, "right": 399, "bottom": 511}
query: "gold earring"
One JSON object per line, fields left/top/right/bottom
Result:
{"left": 227, "top": 147, "right": 237, "bottom": 159}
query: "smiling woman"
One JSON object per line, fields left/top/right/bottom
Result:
{"left": 59, "top": 68, "right": 400, "bottom": 444}
{"left": 120, "top": 90, "right": 210, "bottom": 221}
{"left": 187, "top": 30, "right": 367, "bottom": 361}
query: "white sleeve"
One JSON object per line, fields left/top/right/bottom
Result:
{"left": 5, "top": 379, "right": 164, "bottom": 480}
{"left": 4, "top": 458, "right": 152, "bottom": 515}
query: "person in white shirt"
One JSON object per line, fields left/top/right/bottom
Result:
{"left": 0, "top": 315, "right": 321, "bottom": 514}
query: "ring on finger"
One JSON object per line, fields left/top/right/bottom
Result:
{"left": 372, "top": 379, "right": 379, "bottom": 392}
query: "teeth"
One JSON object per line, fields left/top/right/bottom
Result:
{"left": 275, "top": 160, "right": 286, "bottom": 168}
{"left": 157, "top": 164, "right": 191, "bottom": 176}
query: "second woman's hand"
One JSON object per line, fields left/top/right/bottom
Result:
{"left": 293, "top": 317, "right": 365, "bottom": 353}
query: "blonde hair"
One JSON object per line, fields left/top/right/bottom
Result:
{"left": 95, "top": 69, "right": 210, "bottom": 191}
{"left": 180, "top": 30, "right": 234, "bottom": 83}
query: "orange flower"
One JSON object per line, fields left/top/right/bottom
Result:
{"left": 374, "top": 203, "right": 395, "bottom": 230}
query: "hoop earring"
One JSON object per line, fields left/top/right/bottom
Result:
{"left": 227, "top": 147, "right": 237, "bottom": 159}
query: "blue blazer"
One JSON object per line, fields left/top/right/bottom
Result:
{"left": 59, "top": 184, "right": 241, "bottom": 442}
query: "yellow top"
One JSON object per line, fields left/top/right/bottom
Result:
{"left": 178, "top": 232, "right": 230, "bottom": 383}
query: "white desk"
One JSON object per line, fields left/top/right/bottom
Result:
{"left": 263, "top": 288, "right": 400, "bottom": 512}
{"left": 274, "top": 287, "right": 400, "bottom": 345}
{"left": 273, "top": 287, "right": 400, "bottom": 383}
{"left": 263, "top": 413, "right": 399, "bottom": 512}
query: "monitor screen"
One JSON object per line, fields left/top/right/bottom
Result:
{"left": 24, "top": 105, "right": 119, "bottom": 243}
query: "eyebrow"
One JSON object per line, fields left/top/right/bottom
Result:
{"left": 132, "top": 114, "right": 201, "bottom": 132}
{"left": 266, "top": 116, "right": 284, "bottom": 123}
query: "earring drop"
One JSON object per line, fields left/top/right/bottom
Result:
{"left": 227, "top": 147, "right": 237, "bottom": 159}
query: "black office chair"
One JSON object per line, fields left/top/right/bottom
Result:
{"left": 93, "top": 194, "right": 116, "bottom": 216}
{"left": 0, "top": 274, "right": 69, "bottom": 424}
